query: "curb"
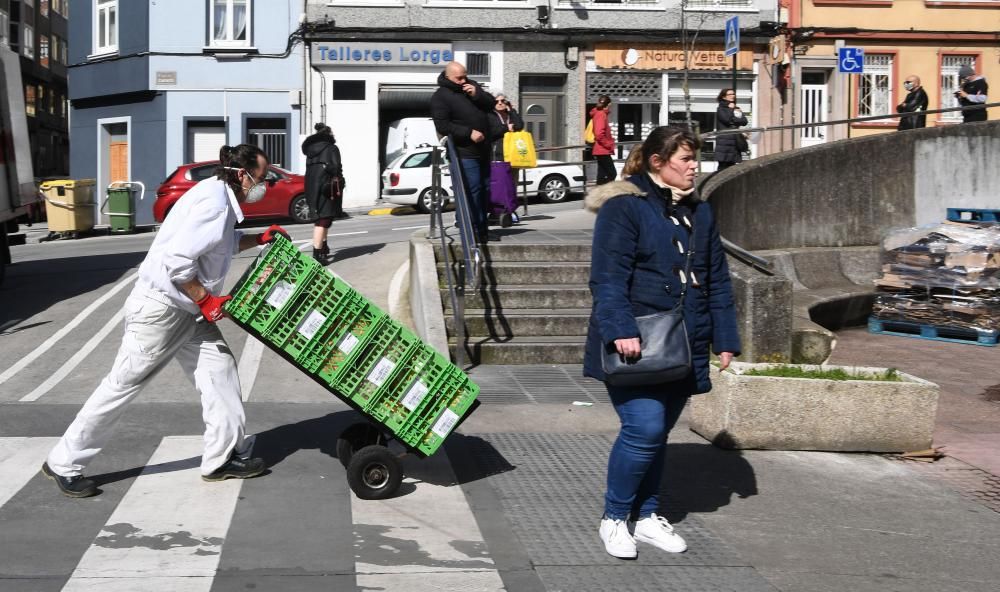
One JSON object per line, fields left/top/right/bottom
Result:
{"left": 367, "top": 207, "right": 396, "bottom": 216}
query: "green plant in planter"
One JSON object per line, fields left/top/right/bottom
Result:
{"left": 739, "top": 366, "right": 902, "bottom": 382}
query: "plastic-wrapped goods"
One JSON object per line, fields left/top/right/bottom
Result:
{"left": 874, "top": 221, "right": 1000, "bottom": 332}
{"left": 877, "top": 222, "right": 1000, "bottom": 290}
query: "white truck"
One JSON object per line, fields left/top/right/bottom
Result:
{"left": 0, "top": 43, "right": 39, "bottom": 285}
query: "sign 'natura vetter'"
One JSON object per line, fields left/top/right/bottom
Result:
{"left": 312, "top": 43, "right": 454, "bottom": 67}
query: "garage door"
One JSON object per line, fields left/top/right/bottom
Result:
{"left": 378, "top": 85, "right": 437, "bottom": 110}
{"left": 188, "top": 124, "right": 226, "bottom": 163}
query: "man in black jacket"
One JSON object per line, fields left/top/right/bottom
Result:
{"left": 896, "top": 75, "right": 928, "bottom": 131}
{"left": 957, "top": 64, "right": 989, "bottom": 123}
{"left": 431, "top": 61, "right": 496, "bottom": 241}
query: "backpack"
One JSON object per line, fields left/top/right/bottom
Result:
{"left": 584, "top": 119, "right": 596, "bottom": 144}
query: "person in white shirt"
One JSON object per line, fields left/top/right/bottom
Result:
{"left": 42, "top": 144, "right": 289, "bottom": 498}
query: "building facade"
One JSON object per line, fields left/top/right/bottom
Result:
{"left": 68, "top": 0, "right": 304, "bottom": 226}
{"left": 304, "top": 0, "right": 783, "bottom": 207}
{"left": 2, "top": 0, "right": 70, "bottom": 180}
{"left": 787, "top": 0, "right": 1000, "bottom": 146}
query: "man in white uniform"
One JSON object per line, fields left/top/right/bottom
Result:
{"left": 43, "top": 144, "right": 288, "bottom": 498}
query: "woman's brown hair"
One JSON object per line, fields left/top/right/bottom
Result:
{"left": 633, "top": 126, "right": 701, "bottom": 174}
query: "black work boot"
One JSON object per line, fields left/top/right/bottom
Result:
{"left": 312, "top": 243, "right": 331, "bottom": 265}
{"left": 41, "top": 462, "right": 98, "bottom": 498}
{"left": 201, "top": 456, "right": 267, "bottom": 482}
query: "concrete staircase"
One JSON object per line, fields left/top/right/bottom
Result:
{"left": 434, "top": 241, "right": 592, "bottom": 365}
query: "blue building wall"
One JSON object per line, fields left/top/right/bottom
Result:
{"left": 69, "top": 95, "right": 167, "bottom": 226}
{"left": 69, "top": 0, "right": 304, "bottom": 227}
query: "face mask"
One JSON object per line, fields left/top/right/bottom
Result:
{"left": 243, "top": 172, "right": 267, "bottom": 204}
{"left": 903, "top": 82, "right": 914, "bottom": 91}
{"left": 225, "top": 166, "right": 267, "bottom": 203}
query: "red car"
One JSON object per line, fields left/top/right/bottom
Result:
{"left": 154, "top": 161, "right": 310, "bottom": 224}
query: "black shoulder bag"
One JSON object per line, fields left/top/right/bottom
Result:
{"left": 601, "top": 211, "right": 694, "bottom": 387}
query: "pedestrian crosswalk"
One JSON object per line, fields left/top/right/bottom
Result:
{"left": 0, "top": 436, "right": 504, "bottom": 592}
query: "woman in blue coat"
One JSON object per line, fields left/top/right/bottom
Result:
{"left": 583, "top": 126, "right": 741, "bottom": 559}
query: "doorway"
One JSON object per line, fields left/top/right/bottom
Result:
{"left": 615, "top": 104, "right": 644, "bottom": 159}
{"left": 97, "top": 118, "right": 130, "bottom": 226}
{"left": 800, "top": 70, "right": 829, "bottom": 147}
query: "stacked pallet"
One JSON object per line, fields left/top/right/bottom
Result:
{"left": 872, "top": 221, "right": 1000, "bottom": 339}
{"left": 224, "top": 235, "right": 479, "bottom": 456}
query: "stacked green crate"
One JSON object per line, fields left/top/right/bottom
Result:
{"left": 225, "top": 235, "right": 478, "bottom": 456}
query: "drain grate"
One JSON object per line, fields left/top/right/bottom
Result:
{"left": 467, "top": 365, "right": 610, "bottom": 405}
{"left": 889, "top": 455, "right": 1000, "bottom": 514}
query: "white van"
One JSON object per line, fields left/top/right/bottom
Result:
{"left": 384, "top": 118, "right": 440, "bottom": 164}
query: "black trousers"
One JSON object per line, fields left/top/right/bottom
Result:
{"left": 596, "top": 155, "right": 617, "bottom": 185}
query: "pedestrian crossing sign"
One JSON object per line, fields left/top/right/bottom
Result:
{"left": 724, "top": 16, "right": 740, "bottom": 57}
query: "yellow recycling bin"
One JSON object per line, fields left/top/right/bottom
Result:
{"left": 40, "top": 179, "right": 96, "bottom": 233}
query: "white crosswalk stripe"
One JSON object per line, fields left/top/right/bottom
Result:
{"left": 0, "top": 437, "right": 59, "bottom": 507}
{"left": 0, "top": 436, "right": 505, "bottom": 591}
{"left": 353, "top": 452, "right": 504, "bottom": 590}
{"left": 61, "top": 436, "right": 243, "bottom": 592}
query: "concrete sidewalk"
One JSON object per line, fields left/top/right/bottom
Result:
{"left": 438, "top": 206, "right": 1000, "bottom": 590}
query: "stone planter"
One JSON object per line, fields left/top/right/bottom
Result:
{"left": 689, "top": 362, "right": 939, "bottom": 452}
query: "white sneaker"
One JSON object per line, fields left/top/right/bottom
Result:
{"left": 633, "top": 513, "right": 687, "bottom": 553}
{"left": 599, "top": 517, "right": 638, "bottom": 559}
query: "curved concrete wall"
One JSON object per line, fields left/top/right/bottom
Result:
{"left": 701, "top": 121, "right": 1000, "bottom": 251}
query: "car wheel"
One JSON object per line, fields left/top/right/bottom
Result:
{"left": 416, "top": 187, "right": 447, "bottom": 214}
{"left": 539, "top": 174, "right": 570, "bottom": 203}
{"left": 289, "top": 194, "right": 311, "bottom": 223}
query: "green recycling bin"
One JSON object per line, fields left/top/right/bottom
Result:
{"left": 103, "top": 181, "right": 145, "bottom": 233}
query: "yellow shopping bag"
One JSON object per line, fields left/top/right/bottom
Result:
{"left": 503, "top": 131, "right": 537, "bottom": 169}
{"left": 584, "top": 119, "right": 596, "bottom": 144}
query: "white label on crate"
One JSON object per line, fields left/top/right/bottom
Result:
{"left": 431, "top": 409, "right": 460, "bottom": 438}
{"left": 297, "top": 310, "right": 327, "bottom": 340}
{"left": 337, "top": 333, "right": 360, "bottom": 355}
{"left": 401, "top": 380, "right": 430, "bottom": 411}
{"left": 265, "top": 280, "right": 294, "bottom": 308}
{"left": 366, "top": 357, "right": 396, "bottom": 387}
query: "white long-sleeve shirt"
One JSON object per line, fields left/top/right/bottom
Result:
{"left": 136, "top": 177, "right": 244, "bottom": 314}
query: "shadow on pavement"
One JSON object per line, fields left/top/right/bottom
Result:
{"left": 659, "top": 442, "right": 759, "bottom": 524}
{"left": 332, "top": 242, "right": 386, "bottom": 262}
{"left": 443, "top": 432, "right": 517, "bottom": 485}
{"left": 0, "top": 251, "right": 146, "bottom": 326}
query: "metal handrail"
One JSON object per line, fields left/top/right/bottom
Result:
{"left": 427, "top": 137, "right": 487, "bottom": 368}
{"left": 704, "top": 101, "right": 1000, "bottom": 138}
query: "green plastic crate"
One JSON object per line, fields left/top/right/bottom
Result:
{"left": 225, "top": 237, "right": 320, "bottom": 331}
{"left": 224, "top": 235, "right": 479, "bottom": 457}
{"left": 333, "top": 320, "right": 423, "bottom": 407}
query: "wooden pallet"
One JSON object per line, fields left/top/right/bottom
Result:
{"left": 868, "top": 317, "right": 999, "bottom": 347}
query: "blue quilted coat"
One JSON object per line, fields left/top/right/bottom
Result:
{"left": 583, "top": 173, "right": 741, "bottom": 395}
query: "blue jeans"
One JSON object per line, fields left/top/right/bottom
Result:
{"left": 460, "top": 157, "right": 490, "bottom": 236}
{"left": 604, "top": 385, "right": 688, "bottom": 521}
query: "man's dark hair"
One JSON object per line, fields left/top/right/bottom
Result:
{"left": 215, "top": 144, "right": 268, "bottom": 191}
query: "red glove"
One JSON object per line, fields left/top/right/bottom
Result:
{"left": 196, "top": 293, "right": 232, "bottom": 323}
{"left": 256, "top": 224, "right": 290, "bottom": 245}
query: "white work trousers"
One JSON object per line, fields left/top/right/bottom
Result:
{"left": 47, "top": 288, "right": 247, "bottom": 477}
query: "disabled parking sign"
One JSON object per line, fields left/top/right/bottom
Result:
{"left": 838, "top": 47, "right": 864, "bottom": 74}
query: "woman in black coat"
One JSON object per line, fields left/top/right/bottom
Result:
{"left": 714, "top": 88, "right": 748, "bottom": 171}
{"left": 301, "top": 123, "right": 345, "bottom": 263}
{"left": 488, "top": 92, "right": 524, "bottom": 161}
{"left": 584, "top": 126, "right": 740, "bottom": 560}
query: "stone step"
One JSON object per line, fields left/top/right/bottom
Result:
{"left": 433, "top": 242, "right": 592, "bottom": 264}
{"left": 450, "top": 336, "right": 587, "bottom": 365}
{"left": 445, "top": 308, "right": 591, "bottom": 337}
{"left": 441, "top": 285, "right": 592, "bottom": 310}
{"left": 438, "top": 261, "right": 591, "bottom": 286}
